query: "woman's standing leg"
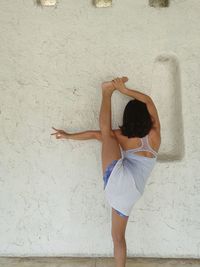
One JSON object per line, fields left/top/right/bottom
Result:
{"left": 99, "top": 81, "right": 129, "bottom": 267}
{"left": 111, "top": 208, "right": 129, "bottom": 267}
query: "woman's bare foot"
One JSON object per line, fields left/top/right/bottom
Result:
{"left": 101, "top": 81, "right": 115, "bottom": 94}
{"left": 101, "top": 76, "right": 128, "bottom": 94}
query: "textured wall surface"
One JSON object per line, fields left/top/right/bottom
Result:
{"left": 0, "top": 0, "right": 200, "bottom": 258}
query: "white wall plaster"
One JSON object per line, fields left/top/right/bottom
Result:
{"left": 0, "top": 0, "right": 200, "bottom": 258}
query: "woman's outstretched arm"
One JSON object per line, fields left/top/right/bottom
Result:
{"left": 52, "top": 127, "right": 120, "bottom": 142}
{"left": 51, "top": 127, "right": 119, "bottom": 142}
{"left": 66, "top": 130, "right": 102, "bottom": 141}
{"left": 51, "top": 127, "right": 102, "bottom": 141}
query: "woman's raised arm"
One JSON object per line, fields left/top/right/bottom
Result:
{"left": 119, "top": 87, "right": 150, "bottom": 104}
{"left": 111, "top": 78, "right": 150, "bottom": 104}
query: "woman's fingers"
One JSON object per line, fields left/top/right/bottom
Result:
{"left": 51, "top": 132, "right": 63, "bottom": 138}
{"left": 51, "top": 127, "right": 67, "bottom": 137}
{"left": 112, "top": 78, "right": 119, "bottom": 84}
{"left": 112, "top": 79, "right": 119, "bottom": 88}
{"left": 112, "top": 78, "right": 123, "bottom": 89}
{"left": 52, "top": 126, "right": 59, "bottom": 131}
{"left": 51, "top": 127, "right": 63, "bottom": 137}
{"left": 112, "top": 77, "right": 124, "bottom": 83}
{"left": 51, "top": 127, "right": 58, "bottom": 135}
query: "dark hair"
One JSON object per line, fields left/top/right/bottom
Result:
{"left": 119, "top": 99, "right": 153, "bottom": 138}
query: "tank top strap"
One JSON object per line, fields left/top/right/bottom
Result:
{"left": 141, "top": 135, "right": 148, "bottom": 148}
{"left": 123, "top": 134, "right": 158, "bottom": 157}
{"left": 142, "top": 134, "right": 158, "bottom": 156}
{"left": 139, "top": 135, "right": 151, "bottom": 150}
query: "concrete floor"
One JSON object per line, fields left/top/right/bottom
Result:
{"left": 0, "top": 257, "right": 199, "bottom": 267}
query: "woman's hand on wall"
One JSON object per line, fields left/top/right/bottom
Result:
{"left": 51, "top": 127, "right": 70, "bottom": 139}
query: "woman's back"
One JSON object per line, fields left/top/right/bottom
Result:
{"left": 104, "top": 128, "right": 160, "bottom": 212}
{"left": 104, "top": 128, "right": 160, "bottom": 215}
{"left": 114, "top": 128, "right": 161, "bottom": 158}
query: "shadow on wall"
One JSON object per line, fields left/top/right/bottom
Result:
{"left": 151, "top": 53, "right": 185, "bottom": 162}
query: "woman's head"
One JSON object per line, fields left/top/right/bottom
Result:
{"left": 119, "top": 99, "right": 153, "bottom": 138}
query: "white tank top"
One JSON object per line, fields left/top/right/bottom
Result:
{"left": 104, "top": 134, "right": 158, "bottom": 216}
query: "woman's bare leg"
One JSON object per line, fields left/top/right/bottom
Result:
{"left": 99, "top": 81, "right": 129, "bottom": 267}
{"left": 99, "top": 81, "right": 121, "bottom": 173}
{"left": 112, "top": 208, "right": 129, "bottom": 267}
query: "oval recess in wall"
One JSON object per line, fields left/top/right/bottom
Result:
{"left": 151, "top": 53, "right": 184, "bottom": 162}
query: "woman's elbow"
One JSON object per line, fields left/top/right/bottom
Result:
{"left": 95, "top": 131, "right": 102, "bottom": 142}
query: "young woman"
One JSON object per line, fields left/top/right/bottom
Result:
{"left": 51, "top": 77, "right": 161, "bottom": 267}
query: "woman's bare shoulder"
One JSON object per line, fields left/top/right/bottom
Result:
{"left": 113, "top": 128, "right": 124, "bottom": 138}
{"left": 112, "top": 129, "right": 127, "bottom": 149}
{"left": 113, "top": 128, "right": 161, "bottom": 151}
{"left": 148, "top": 128, "right": 161, "bottom": 151}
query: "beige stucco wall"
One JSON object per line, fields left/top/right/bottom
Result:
{"left": 0, "top": 0, "right": 200, "bottom": 258}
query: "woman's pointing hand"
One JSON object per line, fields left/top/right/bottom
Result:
{"left": 51, "top": 127, "right": 70, "bottom": 139}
